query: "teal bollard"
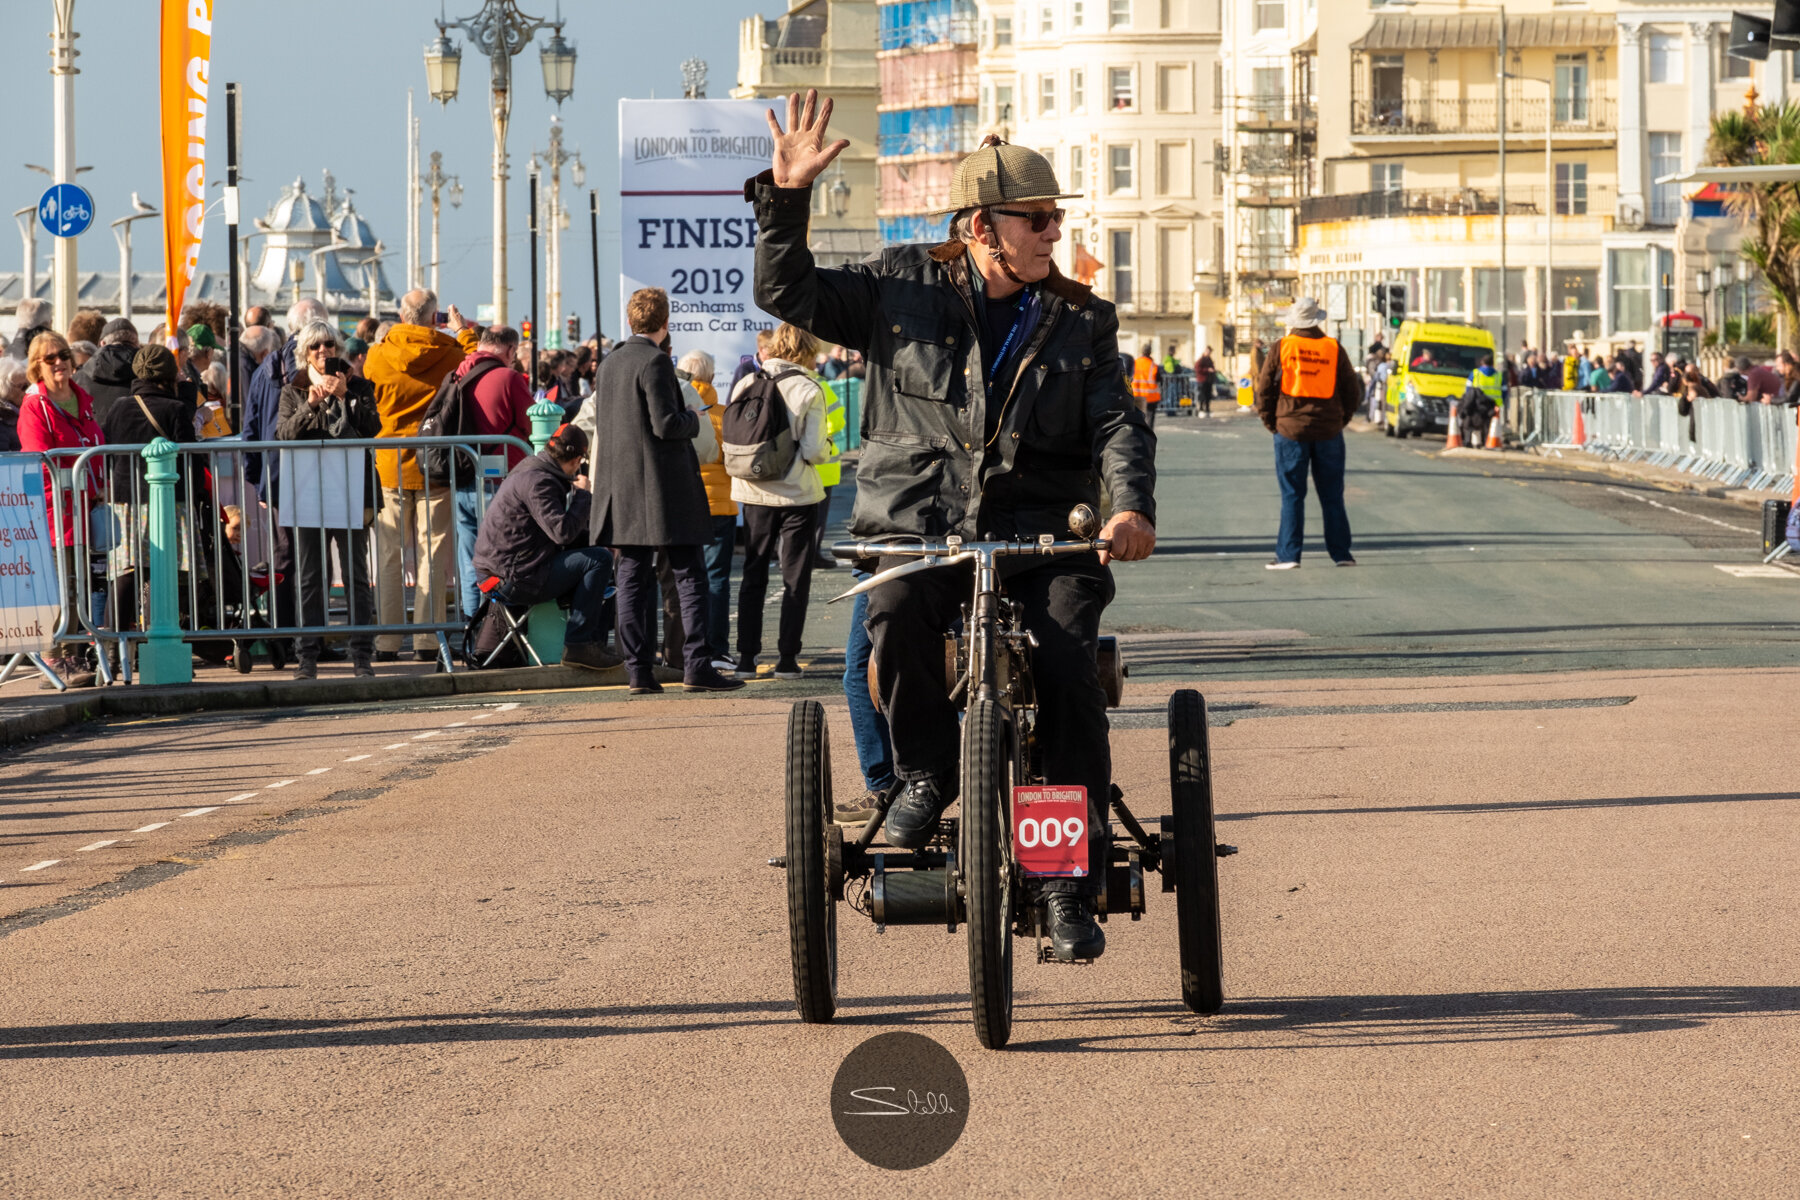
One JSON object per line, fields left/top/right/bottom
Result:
{"left": 138, "top": 437, "right": 193, "bottom": 686}
{"left": 528, "top": 400, "right": 563, "bottom": 453}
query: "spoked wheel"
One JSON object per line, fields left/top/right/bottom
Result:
{"left": 1168, "top": 689, "right": 1224, "bottom": 1014}
{"left": 785, "top": 700, "right": 838, "bottom": 1023}
{"left": 962, "top": 696, "right": 1015, "bottom": 1049}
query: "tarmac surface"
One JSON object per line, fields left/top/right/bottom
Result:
{"left": 3, "top": 415, "right": 1797, "bottom": 1197}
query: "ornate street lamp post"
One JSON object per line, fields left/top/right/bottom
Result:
{"left": 425, "top": 0, "right": 576, "bottom": 325}
{"left": 422, "top": 151, "right": 463, "bottom": 296}
{"left": 531, "top": 116, "right": 583, "bottom": 344}
{"left": 110, "top": 194, "right": 158, "bottom": 321}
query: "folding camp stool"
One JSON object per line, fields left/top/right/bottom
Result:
{"left": 474, "top": 576, "right": 546, "bottom": 668}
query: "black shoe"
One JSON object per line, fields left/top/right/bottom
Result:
{"left": 414, "top": 648, "right": 437, "bottom": 662}
{"left": 563, "top": 642, "right": 625, "bottom": 671}
{"left": 374, "top": 650, "right": 400, "bottom": 663}
{"left": 735, "top": 654, "right": 758, "bottom": 677}
{"left": 884, "top": 776, "right": 953, "bottom": 849}
{"left": 1045, "top": 894, "right": 1106, "bottom": 961}
{"left": 293, "top": 659, "right": 318, "bottom": 681}
{"left": 684, "top": 666, "right": 746, "bottom": 692}
{"left": 812, "top": 556, "right": 838, "bottom": 571}
{"left": 321, "top": 645, "right": 349, "bottom": 662}
{"left": 773, "top": 657, "right": 803, "bottom": 680}
{"left": 353, "top": 661, "right": 375, "bottom": 679}
{"left": 628, "top": 675, "right": 664, "bottom": 695}
{"left": 1334, "top": 556, "right": 1357, "bottom": 567}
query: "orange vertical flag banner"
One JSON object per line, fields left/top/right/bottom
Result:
{"left": 160, "top": 0, "right": 214, "bottom": 336}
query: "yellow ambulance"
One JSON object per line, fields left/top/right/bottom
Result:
{"left": 1383, "top": 320, "right": 1497, "bottom": 438}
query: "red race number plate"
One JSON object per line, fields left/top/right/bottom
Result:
{"left": 1012, "top": 786, "right": 1090, "bottom": 878}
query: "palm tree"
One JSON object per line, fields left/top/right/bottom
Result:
{"left": 1709, "top": 102, "right": 1800, "bottom": 348}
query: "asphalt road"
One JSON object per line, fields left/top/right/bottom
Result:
{"left": 3, "top": 417, "right": 1798, "bottom": 1197}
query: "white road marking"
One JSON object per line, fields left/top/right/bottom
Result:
{"left": 1715, "top": 564, "right": 1793, "bottom": 579}
{"left": 470, "top": 712, "right": 493, "bottom": 719}
{"left": 1602, "top": 486, "right": 1759, "bottom": 534}
{"left": 446, "top": 721, "right": 467, "bottom": 727}
{"left": 305, "top": 767, "right": 331, "bottom": 775}
{"left": 76, "top": 840, "right": 117, "bottom": 853}
{"left": 133, "top": 822, "right": 170, "bottom": 833}
{"left": 495, "top": 703, "right": 519, "bottom": 712}
{"left": 266, "top": 779, "right": 297, "bottom": 789}
{"left": 181, "top": 807, "right": 220, "bottom": 818}
{"left": 22, "top": 860, "right": 59, "bottom": 872}
{"left": 344, "top": 754, "right": 372, "bottom": 762}
{"left": 384, "top": 743, "right": 407, "bottom": 750}
{"left": 412, "top": 731, "right": 441, "bottom": 739}
{"left": 225, "top": 793, "right": 258, "bottom": 803}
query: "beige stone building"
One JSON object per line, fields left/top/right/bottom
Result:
{"left": 736, "top": 0, "right": 883, "bottom": 264}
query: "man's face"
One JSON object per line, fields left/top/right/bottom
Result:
{"left": 977, "top": 199, "right": 1063, "bottom": 284}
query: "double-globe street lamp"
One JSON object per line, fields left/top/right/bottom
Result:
{"left": 422, "top": 151, "right": 464, "bottom": 296}
{"left": 424, "top": 0, "right": 577, "bottom": 326}
{"left": 531, "top": 116, "right": 584, "bottom": 345}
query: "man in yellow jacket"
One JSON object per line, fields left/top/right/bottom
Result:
{"left": 362, "top": 290, "right": 479, "bottom": 661}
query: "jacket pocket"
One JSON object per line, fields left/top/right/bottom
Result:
{"left": 886, "top": 310, "right": 956, "bottom": 401}
{"left": 1027, "top": 347, "right": 1095, "bottom": 442}
{"left": 854, "top": 430, "right": 949, "bottom": 535}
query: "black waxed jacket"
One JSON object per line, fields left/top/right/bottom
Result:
{"left": 745, "top": 172, "right": 1155, "bottom": 541}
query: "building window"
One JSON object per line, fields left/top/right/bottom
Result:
{"left": 1157, "top": 64, "right": 1193, "bottom": 114}
{"left": 1040, "top": 74, "right": 1057, "bottom": 115}
{"left": 1648, "top": 32, "right": 1681, "bottom": 84}
{"left": 1475, "top": 268, "right": 1527, "bottom": 352}
{"left": 1212, "top": 140, "right": 1224, "bottom": 196}
{"left": 1649, "top": 133, "right": 1682, "bottom": 225}
{"left": 1554, "top": 162, "right": 1588, "bottom": 215}
{"left": 995, "top": 83, "right": 1015, "bottom": 124}
{"left": 1072, "top": 0, "right": 1085, "bottom": 27}
{"left": 1554, "top": 54, "right": 1589, "bottom": 124}
{"left": 1610, "top": 248, "right": 1652, "bottom": 332}
{"left": 1371, "top": 162, "right": 1402, "bottom": 193}
{"left": 995, "top": 16, "right": 1013, "bottom": 46}
{"left": 1427, "top": 269, "right": 1465, "bottom": 318}
{"left": 1552, "top": 268, "right": 1600, "bottom": 348}
{"left": 1040, "top": 5, "right": 1054, "bottom": 36}
{"left": 1110, "top": 67, "right": 1135, "bottom": 110}
{"left": 1212, "top": 61, "right": 1223, "bottom": 111}
{"left": 1253, "top": 0, "right": 1284, "bottom": 33}
{"left": 1722, "top": 31, "right": 1752, "bottom": 80}
{"left": 1071, "top": 69, "right": 1086, "bottom": 112}
{"left": 1070, "top": 145, "right": 1086, "bottom": 193}
{"left": 1109, "top": 143, "right": 1134, "bottom": 193}
{"left": 1157, "top": 141, "right": 1192, "bottom": 196}
{"left": 1109, "top": 0, "right": 1131, "bottom": 28}
{"left": 1110, "top": 229, "right": 1134, "bottom": 305}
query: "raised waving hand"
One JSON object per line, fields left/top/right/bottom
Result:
{"left": 766, "top": 89, "right": 851, "bottom": 190}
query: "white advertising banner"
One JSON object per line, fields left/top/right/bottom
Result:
{"left": 278, "top": 447, "right": 366, "bottom": 531}
{"left": 619, "top": 99, "right": 779, "bottom": 390}
{"left": 0, "top": 454, "right": 60, "bottom": 657}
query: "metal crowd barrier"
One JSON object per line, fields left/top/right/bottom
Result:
{"left": 22, "top": 417, "right": 554, "bottom": 690}
{"left": 1512, "top": 388, "right": 1796, "bottom": 495}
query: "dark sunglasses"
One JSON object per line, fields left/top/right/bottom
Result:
{"left": 42, "top": 350, "right": 73, "bottom": 365}
{"left": 309, "top": 340, "right": 339, "bottom": 352}
{"left": 989, "top": 207, "right": 1066, "bottom": 233}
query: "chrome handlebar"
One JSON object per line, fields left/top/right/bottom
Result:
{"left": 825, "top": 536, "right": 1108, "bottom": 604}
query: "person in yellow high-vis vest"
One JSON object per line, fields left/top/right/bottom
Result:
{"left": 811, "top": 372, "right": 847, "bottom": 569}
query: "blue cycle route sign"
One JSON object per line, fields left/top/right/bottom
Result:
{"left": 38, "top": 183, "right": 95, "bottom": 239}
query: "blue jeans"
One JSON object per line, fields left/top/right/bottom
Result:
{"left": 455, "top": 487, "right": 483, "bottom": 621}
{"left": 703, "top": 514, "right": 737, "bottom": 661}
{"left": 843, "top": 571, "right": 896, "bottom": 794}
{"left": 1274, "top": 433, "right": 1352, "bottom": 564}
{"left": 494, "top": 545, "right": 613, "bottom": 645}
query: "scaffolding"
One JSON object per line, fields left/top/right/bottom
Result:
{"left": 876, "top": 0, "right": 978, "bottom": 247}
{"left": 1228, "top": 52, "right": 1316, "bottom": 346}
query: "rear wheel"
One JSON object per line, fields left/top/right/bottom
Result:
{"left": 785, "top": 700, "right": 837, "bottom": 1023}
{"left": 1168, "top": 689, "right": 1224, "bottom": 1014}
{"left": 962, "top": 696, "right": 1015, "bottom": 1049}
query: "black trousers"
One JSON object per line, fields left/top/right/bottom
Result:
{"left": 294, "top": 526, "right": 374, "bottom": 661}
{"left": 737, "top": 503, "right": 820, "bottom": 662}
{"left": 864, "top": 556, "right": 1115, "bottom": 896}
{"left": 615, "top": 544, "right": 708, "bottom": 679}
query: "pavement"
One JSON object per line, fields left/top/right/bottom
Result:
{"left": 3, "top": 412, "right": 1799, "bottom": 1197}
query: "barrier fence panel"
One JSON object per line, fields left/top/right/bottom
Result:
{"left": 40, "top": 431, "right": 539, "bottom": 686}
{"left": 1516, "top": 389, "right": 1797, "bottom": 494}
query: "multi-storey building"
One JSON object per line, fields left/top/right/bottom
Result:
{"left": 877, "top": 0, "right": 981, "bottom": 244}
{"left": 977, "top": 0, "right": 1225, "bottom": 360}
{"left": 736, "top": 0, "right": 883, "bottom": 265}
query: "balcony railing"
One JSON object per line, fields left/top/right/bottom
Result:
{"left": 1108, "top": 290, "right": 1198, "bottom": 315}
{"left": 1352, "top": 96, "right": 1616, "bottom": 137}
{"left": 1299, "top": 185, "right": 1617, "bottom": 225}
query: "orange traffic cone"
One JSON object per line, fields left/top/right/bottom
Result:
{"left": 1444, "top": 400, "right": 1463, "bottom": 449}
{"left": 1571, "top": 397, "right": 1587, "bottom": 446}
{"left": 1486, "top": 413, "right": 1503, "bottom": 449}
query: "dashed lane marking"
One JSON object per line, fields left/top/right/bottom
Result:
{"left": 133, "top": 823, "right": 170, "bottom": 833}
{"left": 181, "top": 807, "right": 220, "bottom": 818}
{"left": 76, "top": 841, "right": 117, "bottom": 853}
{"left": 225, "top": 793, "right": 258, "bottom": 803}
{"left": 21, "top": 861, "right": 58, "bottom": 872}
{"left": 384, "top": 743, "right": 407, "bottom": 750}
{"left": 446, "top": 721, "right": 467, "bottom": 727}
{"left": 266, "top": 779, "right": 297, "bottom": 789}
{"left": 305, "top": 768, "right": 331, "bottom": 775}
{"left": 1602, "top": 486, "right": 1760, "bottom": 535}
{"left": 344, "top": 754, "right": 372, "bottom": 762}
{"left": 412, "top": 731, "right": 441, "bottom": 740}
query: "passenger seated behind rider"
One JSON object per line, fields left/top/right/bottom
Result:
{"left": 470, "top": 423, "right": 623, "bottom": 673}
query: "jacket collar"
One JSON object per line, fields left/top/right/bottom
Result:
{"left": 930, "top": 242, "right": 1094, "bottom": 311}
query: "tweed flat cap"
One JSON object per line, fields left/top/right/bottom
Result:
{"left": 937, "top": 135, "right": 1082, "bottom": 214}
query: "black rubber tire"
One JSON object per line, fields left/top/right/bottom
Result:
{"left": 785, "top": 700, "right": 837, "bottom": 1023}
{"left": 1168, "top": 689, "right": 1225, "bottom": 1014}
{"left": 1383, "top": 420, "right": 1396, "bottom": 438}
{"left": 962, "top": 696, "right": 1014, "bottom": 1049}
{"left": 233, "top": 641, "right": 252, "bottom": 674}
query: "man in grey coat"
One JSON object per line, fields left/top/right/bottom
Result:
{"left": 589, "top": 287, "right": 745, "bottom": 695}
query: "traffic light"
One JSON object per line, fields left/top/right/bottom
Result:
{"left": 566, "top": 314, "right": 581, "bottom": 346}
{"left": 1221, "top": 323, "right": 1237, "bottom": 355}
{"left": 1371, "top": 283, "right": 1388, "bottom": 317}
{"left": 521, "top": 318, "right": 533, "bottom": 343}
{"left": 1384, "top": 283, "right": 1407, "bottom": 329}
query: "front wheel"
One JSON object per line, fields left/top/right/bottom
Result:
{"left": 1168, "top": 689, "right": 1224, "bottom": 1014}
{"left": 785, "top": 700, "right": 838, "bottom": 1023}
{"left": 962, "top": 696, "right": 1015, "bottom": 1049}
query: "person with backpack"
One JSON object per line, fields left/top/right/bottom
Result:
{"left": 470, "top": 423, "right": 622, "bottom": 672}
{"left": 589, "top": 288, "right": 744, "bottom": 694}
{"left": 725, "top": 322, "right": 832, "bottom": 680}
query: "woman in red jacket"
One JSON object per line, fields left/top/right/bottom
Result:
{"left": 16, "top": 331, "right": 106, "bottom": 687}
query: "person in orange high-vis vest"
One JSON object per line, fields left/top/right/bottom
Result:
{"left": 1253, "top": 297, "right": 1362, "bottom": 569}
{"left": 1131, "top": 343, "right": 1161, "bottom": 426}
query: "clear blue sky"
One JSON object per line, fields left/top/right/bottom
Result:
{"left": 1, "top": 0, "right": 761, "bottom": 336}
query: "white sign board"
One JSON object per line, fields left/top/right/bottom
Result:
{"left": 0, "top": 455, "right": 60, "bottom": 656}
{"left": 278, "top": 447, "right": 366, "bottom": 530}
{"left": 619, "top": 99, "right": 779, "bottom": 390}
{"left": 1326, "top": 282, "right": 1349, "bottom": 323}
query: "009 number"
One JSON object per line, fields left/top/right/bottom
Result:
{"left": 671, "top": 268, "right": 745, "bottom": 296}
{"left": 1015, "top": 817, "right": 1084, "bottom": 849}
